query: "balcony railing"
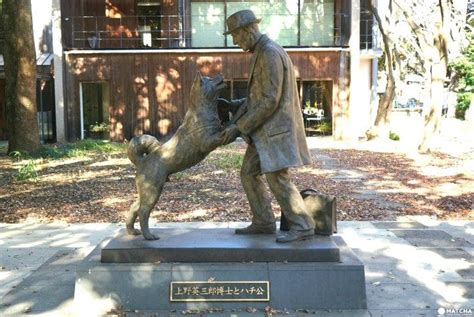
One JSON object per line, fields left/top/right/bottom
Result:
{"left": 63, "top": 15, "right": 184, "bottom": 49}
{"left": 62, "top": 13, "right": 350, "bottom": 50}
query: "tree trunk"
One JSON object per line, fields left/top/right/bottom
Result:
{"left": 3, "top": 0, "right": 40, "bottom": 154}
{"left": 366, "top": 0, "right": 396, "bottom": 140}
{"left": 367, "top": 59, "right": 395, "bottom": 140}
{"left": 418, "top": 12, "right": 449, "bottom": 153}
{"left": 418, "top": 42, "right": 446, "bottom": 153}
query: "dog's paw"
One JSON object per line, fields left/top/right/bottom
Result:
{"left": 143, "top": 232, "right": 160, "bottom": 240}
{"left": 127, "top": 227, "right": 141, "bottom": 236}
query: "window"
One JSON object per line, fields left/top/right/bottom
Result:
{"left": 218, "top": 80, "right": 246, "bottom": 122}
{"left": 190, "top": 0, "right": 335, "bottom": 48}
{"left": 227, "top": 1, "right": 298, "bottom": 46}
{"left": 137, "top": 1, "right": 161, "bottom": 48}
{"left": 301, "top": 81, "right": 332, "bottom": 116}
{"left": 300, "top": 0, "right": 334, "bottom": 46}
{"left": 360, "top": 0, "right": 374, "bottom": 50}
{"left": 36, "top": 80, "right": 56, "bottom": 142}
{"left": 232, "top": 80, "right": 247, "bottom": 99}
{"left": 80, "top": 82, "right": 110, "bottom": 139}
{"left": 219, "top": 80, "right": 247, "bottom": 100}
{"left": 191, "top": 1, "right": 225, "bottom": 47}
{"left": 301, "top": 80, "right": 332, "bottom": 135}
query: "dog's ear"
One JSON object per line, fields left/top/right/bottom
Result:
{"left": 190, "top": 71, "right": 202, "bottom": 96}
{"left": 190, "top": 72, "right": 203, "bottom": 108}
{"left": 195, "top": 71, "right": 203, "bottom": 85}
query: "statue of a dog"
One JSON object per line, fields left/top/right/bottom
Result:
{"left": 126, "top": 73, "right": 227, "bottom": 240}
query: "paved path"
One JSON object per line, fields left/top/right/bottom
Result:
{"left": 0, "top": 219, "right": 472, "bottom": 316}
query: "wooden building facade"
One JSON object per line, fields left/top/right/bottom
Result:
{"left": 1, "top": 0, "right": 378, "bottom": 143}
{"left": 65, "top": 49, "right": 349, "bottom": 141}
{"left": 61, "top": 0, "right": 355, "bottom": 141}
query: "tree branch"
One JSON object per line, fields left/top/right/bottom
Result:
{"left": 393, "top": 0, "right": 432, "bottom": 55}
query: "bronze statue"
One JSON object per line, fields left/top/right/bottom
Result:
{"left": 126, "top": 73, "right": 227, "bottom": 240}
{"left": 219, "top": 10, "right": 315, "bottom": 243}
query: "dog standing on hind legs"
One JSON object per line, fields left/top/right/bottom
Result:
{"left": 126, "top": 73, "right": 227, "bottom": 240}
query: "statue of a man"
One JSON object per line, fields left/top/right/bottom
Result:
{"left": 219, "top": 10, "right": 315, "bottom": 243}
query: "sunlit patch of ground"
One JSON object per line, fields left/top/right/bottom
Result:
{"left": 0, "top": 120, "right": 472, "bottom": 223}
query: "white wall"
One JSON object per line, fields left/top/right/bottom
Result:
{"left": 344, "top": 0, "right": 361, "bottom": 141}
{"left": 352, "top": 58, "right": 373, "bottom": 137}
{"left": 346, "top": 0, "right": 379, "bottom": 140}
{"left": 52, "top": 0, "right": 65, "bottom": 142}
{"left": 31, "top": 0, "right": 53, "bottom": 56}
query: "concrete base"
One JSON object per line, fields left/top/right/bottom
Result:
{"left": 74, "top": 230, "right": 366, "bottom": 312}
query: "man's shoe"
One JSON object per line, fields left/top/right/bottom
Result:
{"left": 235, "top": 223, "right": 276, "bottom": 235}
{"left": 276, "top": 229, "right": 314, "bottom": 243}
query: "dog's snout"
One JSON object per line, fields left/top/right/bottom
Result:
{"left": 214, "top": 74, "right": 227, "bottom": 90}
{"left": 215, "top": 74, "right": 224, "bottom": 83}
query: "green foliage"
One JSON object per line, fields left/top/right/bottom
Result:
{"left": 303, "top": 101, "right": 319, "bottom": 115}
{"left": 35, "top": 139, "right": 126, "bottom": 159}
{"left": 35, "top": 145, "right": 66, "bottom": 159}
{"left": 378, "top": 51, "right": 386, "bottom": 72}
{"left": 9, "top": 150, "right": 28, "bottom": 161}
{"left": 89, "top": 122, "right": 109, "bottom": 133}
{"left": 389, "top": 131, "right": 400, "bottom": 141}
{"left": 210, "top": 152, "right": 243, "bottom": 170}
{"left": 16, "top": 160, "right": 38, "bottom": 181}
{"left": 455, "top": 93, "right": 472, "bottom": 119}
{"left": 315, "top": 120, "right": 332, "bottom": 134}
{"left": 7, "top": 140, "right": 126, "bottom": 182}
{"left": 449, "top": 33, "right": 474, "bottom": 119}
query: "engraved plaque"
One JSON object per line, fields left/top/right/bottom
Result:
{"left": 170, "top": 281, "right": 270, "bottom": 302}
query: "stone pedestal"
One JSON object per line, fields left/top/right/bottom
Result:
{"left": 74, "top": 228, "right": 366, "bottom": 312}
{"left": 101, "top": 228, "right": 340, "bottom": 263}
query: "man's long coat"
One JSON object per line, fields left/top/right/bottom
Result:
{"left": 235, "top": 35, "right": 311, "bottom": 173}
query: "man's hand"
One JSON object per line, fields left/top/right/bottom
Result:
{"left": 220, "top": 124, "right": 240, "bottom": 145}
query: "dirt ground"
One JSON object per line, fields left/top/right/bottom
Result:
{"left": 0, "top": 118, "right": 472, "bottom": 224}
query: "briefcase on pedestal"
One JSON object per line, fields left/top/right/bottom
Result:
{"left": 280, "top": 189, "right": 337, "bottom": 235}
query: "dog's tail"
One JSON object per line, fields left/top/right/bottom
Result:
{"left": 127, "top": 134, "right": 161, "bottom": 166}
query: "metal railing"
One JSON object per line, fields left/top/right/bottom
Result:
{"left": 65, "top": 15, "right": 187, "bottom": 49}
{"left": 63, "top": 13, "right": 350, "bottom": 50}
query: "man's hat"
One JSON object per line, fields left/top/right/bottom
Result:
{"left": 223, "top": 10, "right": 261, "bottom": 35}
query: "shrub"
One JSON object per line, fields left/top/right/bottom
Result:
{"left": 9, "top": 151, "right": 28, "bottom": 161}
{"left": 35, "top": 140, "right": 125, "bottom": 159}
{"left": 16, "top": 160, "right": 38, "bottom": 181}
{"left": 389, "top": 131, "right": 400, "bottom": 141}
{"left": 316, "top": 121, "right": 332, "bottom": 134}
{"left": 89, "top": 122, "right": 109, "bottom": 133}
{"left": 449, "top": 30, "right": 473, "bottom": 120}
{"left": 455, "top": 93, "right": 472, "bottom": 120}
